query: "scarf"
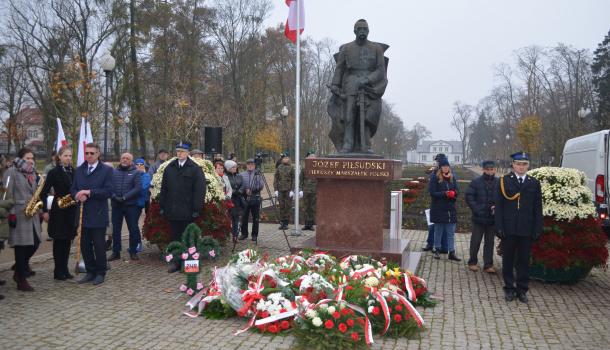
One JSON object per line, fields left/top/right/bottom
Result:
{"left": 13, "top": 158, "right": 36, "bottom": 186}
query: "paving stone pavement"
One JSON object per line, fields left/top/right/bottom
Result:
{"left": 0, "top": 225, "right": 609, "bottom": 349}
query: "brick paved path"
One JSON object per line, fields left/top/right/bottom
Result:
{"left": 0, "top": 226, "right": 608, "bottom": 349}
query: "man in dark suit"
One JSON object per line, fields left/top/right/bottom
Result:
{"left": 159, "top": 141, "right": 206, "bottom": 273}
{"left": 71, "top": 143, "right": 114, "bottom": 285}
{"left": 495, "top": 152, "right": 543, "bottom": 304}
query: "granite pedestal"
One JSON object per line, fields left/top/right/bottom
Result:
{"left": 290, "top": 158, "right": 421, "bottom": 271}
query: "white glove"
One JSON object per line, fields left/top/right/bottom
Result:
{"left": 289, "top": 191, "right": 294, "bottom": 198}
{"left": 274, "top": 191, "right": 279, "bottom": 197}
{"left": 299, "top": 191, "right": 303, "bottom": 198}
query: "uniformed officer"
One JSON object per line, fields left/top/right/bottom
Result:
{"left": 495, "top": 151, "right": 543, "bottom": 304}
{"left": 299, "top": 150, "right": 317, "bottom": 230}
{"left": 274, "top": 153, "right": 294, "bottom": 230}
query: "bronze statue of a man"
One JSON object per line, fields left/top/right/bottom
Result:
{"left": 328, "top": 19, "right": 389, "bottom": 154}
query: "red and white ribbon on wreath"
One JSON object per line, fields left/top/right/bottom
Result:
{"left": 183, "top": 267, "right": 223, "bottom": 318}
{"left": 289, "top": 255, "right": 305, "bottom": 269}
{"left": 402, "top": 272, "right": 417, "bottom": 302}
{"left": 254, "top": 302, "right": 299, "bottom": 326}
{"left": 383, "top": 289, "right": 424, "bottom": 327}
{"left": 345, "top": 302, "right": 374, "bottom": 345}
{"left": 368, "top": 287, "right": 391, "bottom": 335}
{"left": 333, "top": 283, "right": 348, "bottom": 302}
{"left": 411, "top": 275, "right": 427, "bottom": 289}
{"left": 234, "top": 310, "right": 259, "bottom": 335}
{"left": 350, "top": 266, "right": 380, "bottom": 279}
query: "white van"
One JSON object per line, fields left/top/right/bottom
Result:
{"left": 561, "top": 130, "right": 610, "bottom": 233}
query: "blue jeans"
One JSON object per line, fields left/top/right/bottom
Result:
{"left": 434, "top": 223, "right": 456, "bottom": 252}
{"left": 112, "top": 204, "right": 142, "bottom": 254}
{"left": 427, "top": 224, "right": 448, "bottom": 251}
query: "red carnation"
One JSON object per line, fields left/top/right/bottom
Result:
{"left": 268, "top": 324, "right": 279, "bottom": 333}
{"left": 332, "top": 311, "right": 341, "bottom": 319}
{"left": 346, "top": 319, "right": 355, "bottom": 327}
{"left": 294, "top": 279, "right": 302, "bottom": 288}
{"left": 260, "top": 311, "right": 270, "bottom": 318}
{"left": 393, "top": 314, "right": 402, "bottom": 323}
{"left": 372, "top": 306, "right": 380, "bottom": 315}
{"left": 341, "top": 308, "right": 350, "bottom": 316}
{"left": 357, "top": 317, "right": 366, "bottom": 326}
{"left": 395, "top": 304, "right": 403, "bottom": 312}
{"left": 324, "top": 320, "right": 334, "bottom": 329}
{"left": 338, "top": 323, "right": 348, "bottom": 333}
{"left": 345, "top": 285, "right": 354, "bottom": 291}
{"left": 280, "top": 320, "right": 290, "bottom": 330}
{"left": 279, "top": 268, "right": 291, "bottom": 274}
{"left": 351, "top": 332, "right": 360, "bottom": 341}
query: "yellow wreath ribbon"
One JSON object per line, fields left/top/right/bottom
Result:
{"left": 500, "top": 175, "right": 520, "bottom": 209}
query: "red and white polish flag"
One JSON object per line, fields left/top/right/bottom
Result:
{"left": 55, "top": 118, "right": 68, "bottom": 153}
{"left": 76, "top": 118, "right": 94, "bottom": 166}
{"left": 284, "top": 0, "right": 304, "bottom": 43}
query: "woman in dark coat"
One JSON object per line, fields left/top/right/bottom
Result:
{"left": 428, "top": 157, "right": 461, "bottom": 261}
{"left": 224, "top": 160, "right": 243, "bottom": 242}
{"left": 41, "top": 146, "right": 77, "bottom": 280}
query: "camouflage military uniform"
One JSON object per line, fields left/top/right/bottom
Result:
{"left": 299, "top": 170, "right": 317, "bottom": 229}
{"left": 274, "top": 163, "right": 294, "bottom": 228}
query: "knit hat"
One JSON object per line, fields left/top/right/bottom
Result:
{"left": 224, "top": 160, "right": 237, "bottom": 170}
{"left": 438, "top": 157, "right": 450, "bottom": 167}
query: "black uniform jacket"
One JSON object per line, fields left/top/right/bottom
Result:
{"left": 494, "top": 172, "right": 543, "bottom": 239}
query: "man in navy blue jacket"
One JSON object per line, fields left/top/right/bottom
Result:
{"left": 71, "top": 143, "right": 114, "bottom": 285}
{"left": 108, "top": 153, "right": 142, "bottom": 262}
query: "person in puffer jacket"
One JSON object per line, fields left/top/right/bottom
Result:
{"left": 109, "top": 153, "right": 142, "bottom": 261}
{"left": 428, "top": 157, "right": 461, "bottom": 261}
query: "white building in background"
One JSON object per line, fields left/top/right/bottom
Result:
{"left": 406, "top": 140, "right": 464, "bottom": 165}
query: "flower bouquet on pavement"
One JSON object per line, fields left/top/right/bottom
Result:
{"left": 164, "top": 223, "right": 220, "bottom": 292}
{"left": 176, "top": 250, "right": 436, "bottom": 349}
{"left": 528, "top": 167, "right": 608, "bottom": 283}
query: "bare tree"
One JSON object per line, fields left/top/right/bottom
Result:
{"left": 451, "top": 101, "right": 474, "bottom": 164}
{"left": 0, "top": 46, "right": 29, "bottom": 153}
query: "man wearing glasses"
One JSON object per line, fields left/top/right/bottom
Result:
{"left": 71, "top": 143, "right": 114, "bottom": 285}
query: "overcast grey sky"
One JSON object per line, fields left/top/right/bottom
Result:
{"left": 265, "top": 0, "right": 610, "bottom": 140}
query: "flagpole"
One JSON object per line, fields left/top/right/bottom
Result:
{"left": 294, "top": 0, "right": 301, "bottom": 235}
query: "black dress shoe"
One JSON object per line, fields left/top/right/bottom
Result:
{"left": 54, "top": 274, "right": 68, "bottom": 281}
{"left": 433, "top": 249, "right": 440, "bottom": 260}
{"left": 238, "top": 234, "right": 248, "bottom": 241}
{"left": 93, "top": 275, "right": 105, "bottom": 285}
{"left": 130, "top": 252, "right": 139, "bottom": 261}
{"left": 64, "top": 272, "right": 74, "bottom": 280}
{"left": 422, "top": 245, "right": 433, "bottom": 252}
{"left": 504, "top": 290, "right": 515, "bottom": 302}
{"left": 517, "top": 292, "right": 528, "bottom": 304}
{"left": 108, "top": 253, "right": 121, "bottom": 261}
{"left": 105, "top": 239, "right": 113, "bottom": 251}
{"left": 448, "top": 251, "right": 461, "bottom": 261}
{"left": 77, "top": 273, "right": 96, "bottom": 284}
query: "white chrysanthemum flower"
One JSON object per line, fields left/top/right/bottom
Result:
{"left": 364, "top": 276, "right": 380, "bottom": 288}
{"left": 368, "top": 306, "right": 374, "bottom": 313}
{"left": 327, "top": 306, "right": 336, "bottom": 314}
{"left": 312, "top": 317, "right": 323, "bottom": 327}
{"left": 150, "top": 157, "right": 224, "bottom": 203}
{"left": 305, "top": 309, "right": 318, "bottom": 319}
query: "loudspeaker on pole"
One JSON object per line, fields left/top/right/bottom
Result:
{"left": 204, "top": 127, "right": 222, "bottom": 154}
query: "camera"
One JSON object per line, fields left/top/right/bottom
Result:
{"left": 254, "top": 152, "right": 268, "bottom": 170}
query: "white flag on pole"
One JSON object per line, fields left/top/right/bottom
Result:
{"left": 76, "top": 118, "right": 94, "bottom": 166}
{"left": 56, "top": 118, "right": 68, "bottom": 152}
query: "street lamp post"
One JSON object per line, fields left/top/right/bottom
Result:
{"left": 483, "top": 141, "right": 487, "bottom": 161}
{"left": 100, "top": 52, "right": 116, "bottom": 160}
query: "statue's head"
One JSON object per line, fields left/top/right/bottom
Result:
{"left": 353, "top": 19, "right": 369, "bottom": 41}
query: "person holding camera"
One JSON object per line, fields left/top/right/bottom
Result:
{"left": 160, "top": 142, "right": 206, "bottom": 272}
{"left": 428, "top": 157, "right": 461, "bottom": 261}
{"left": 465, "top": 160, "right": 499, "bottom": 273}
{"left": 274, "top": 153, "right": 295, "bottom": 230}
{"left": 238, "top": 159, "right": 264, "bottom": 242}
